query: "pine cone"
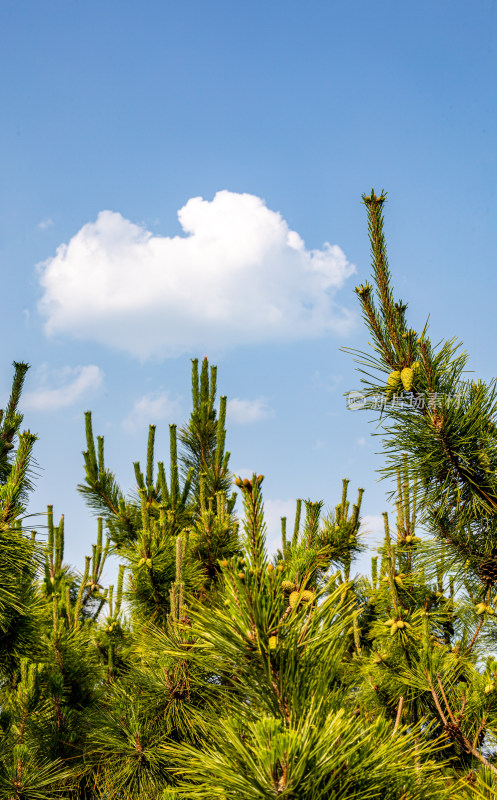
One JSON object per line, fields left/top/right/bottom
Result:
{"left": 401, "top": 367, "right": 414, "bottom": 392}
{"left": 477, "top": 556, "right": 497, "bottom": 585}
{"left": 385, "top": 370, "right": 402, "bottom": 400}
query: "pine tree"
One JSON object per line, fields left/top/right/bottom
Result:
{"left": 160, "top": 475, "right": 460, "bottom": 799}
{"left": 0, "top": 362, "right": 38, "bottom": 669}
{"left": 179, "top": 357, "right": 233, "bottom": 505}
{"left": 343, "top": 190, "right": 497, "bottom": 793}
{"left": 346, "top": 190, "right": 497, "bottom": 588}
{"left": 0, "top": 364, "right": 89, "bottom": 798}
{"left": 77, "top": 356, "right": 239, "bottom": 623}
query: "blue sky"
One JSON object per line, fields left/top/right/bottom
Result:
{"left": 1, "top": 0, "right": 496, "bottom": 578}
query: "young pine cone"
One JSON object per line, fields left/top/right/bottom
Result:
{"left": 385, "top": 370, "right": 402, "bottom": 400}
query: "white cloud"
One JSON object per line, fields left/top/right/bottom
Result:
{"left": 227, "top": 397, "right": 273, "bottom": 424}
{"left": 37, "top": 217, "right": 54, "bottom": 230}
{"left": 37, "top": 191, "right": 356, "bottom": 360}
{"left": 357, "top": 437, "right": 366, "bottom": 446}
{"left": 23, "top": 364, "right": 103, "bottom": 411}
{"left": 123, "top": 391, "right": 182, "bottom": 433}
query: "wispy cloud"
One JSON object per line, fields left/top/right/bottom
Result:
{"left": 360, "top": 514, "right": 385, "bottom": 541}
{"left": 227, "top": 397, "right": 273, "bottom": 424}
{"left": 264, "top": 498, "right": 299, "bottom": 554}
{"left": 122, "top": 391, "right": 182, "bottom": 433}
{"left": 37, "top": 217, "right": 54, "bottom": 230}
{"left": 312, "top": 370, "right": 343, "bottom": 393}
{"left": 38, "top": 191, "right": 356, "bottom": 359}
{"left": 23, "top": 364, "right": 103, "bottom": 411}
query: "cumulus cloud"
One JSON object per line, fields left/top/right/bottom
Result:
{"left": 227, "top": 397, "right": 273, "bottom": 424}
{"left": 23, "top": 364, "right": 103, "bottom": 411}
{"left": 123, "top": 391, "right": 182, "bottom": 433}
{"left": 37, "top": 191, "right": 356, "bottom": 360}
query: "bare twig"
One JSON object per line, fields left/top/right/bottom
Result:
{"left": 392, "top": 696, "right": 404, "bottom": 736}
{"left": 464, "top": 618, "right": 484, "bottom": 657}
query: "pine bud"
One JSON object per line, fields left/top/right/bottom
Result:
{"left": 300, "top": 590, "right": 314, "bottom": 604}
{"left": 238, "top": 572, "right": 245, "bottom": 580}
{"left": 277, "top": 564, "right": 284, "bottom": 573}
{"left": 282, "top": 580, "right": 296, "bottom": 593}
{"left": 221, "top": 560, "right": 228, "bottom": 567}
{"left": 485, "top": 682, "right": 495, "bottom": 695}
{"left": 289, "top": 591, "right": 300, "bottom": 609}
{"left": 267, "top": 564, "right": 274, "bottom": 573}
{"left": 146, "top": 558, "right": 152, "bottom": 568}
{"left": 268, "top": 635, "right": 278, "bottom": 650}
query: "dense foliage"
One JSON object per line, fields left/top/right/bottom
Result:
{"left": 2, "top": 195, "right": 497, "bottom": 798}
